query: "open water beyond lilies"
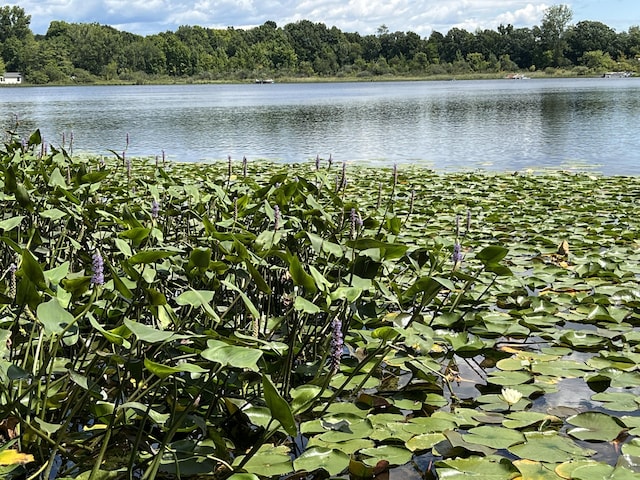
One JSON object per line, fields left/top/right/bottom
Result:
{"left": 1, "top": 77, "right": 640, "bottom": 175}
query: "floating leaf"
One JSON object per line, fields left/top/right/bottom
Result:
{"left": 465, "top": 426, "right": 526, "bottom": 449}
{"left": 358, "top": 445, "right": 412, "bottom": 467}
{"left": 508, "top": 431, "right": 595, "bottom": 463}
{"left": 566, "top": 412, "right": 625, "bottom": 442}
{"left": 435, "top": 456, "right": 519, "bottom": 480}
{"left": 293, "top": 447, "right": 349, "bottom": 476}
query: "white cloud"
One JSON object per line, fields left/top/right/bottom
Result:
{"left": 4, "top": 0, "right": 636, "bottom": 37}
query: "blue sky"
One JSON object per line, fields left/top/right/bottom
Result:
{"left": 5, "top": 1, "right": 639, "bottom": 37}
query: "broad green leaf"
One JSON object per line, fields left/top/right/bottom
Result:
{"left": 405, "top": 433, "right": 446, "bottom": 452}
{"left": 293, "top": 296, "right": 321, "bottom": 314}
{"left": 245, "top": 259, "right": 271, "bottom": 294}
{"left": 22, "top": 249, "right": 46, "bottom": 288}
{"left": 44, "top": 262, "right": 70, "bottom": 286}
{"left": 0, "top": 216, "right": 24, "bottom": 231}
{"left": 465, "top": 426, "right": 526, "bottom": 449}
{"left": 128, "top": 249, "right": 177, "bottom": 264}
{"left": 262, "top": 374, "right": 297, "bottom": 436}
{"left": 436, "top": 456, "right": 519, "bottom": 480}
{"left": 476, "top": 245, "right": 509, "bottom": 264}
{"left": 359, "top": 445, "right": 412, "bottom": 467}
{"left": 175, "top": 289, "right": 219, "bottom": 320}
{"left": 590, "top": 392, "right": 640, "bottom": 412}
{"left": 508, "top": 431, "right": 595, "bottom": 463}
{"left": 123, "top": 319, "right": 188, "bottom": 344}
{"left": 39, "top": 208, "right": 68, "bottom": 221}
{"left": 143, "top": 357, "right": 207, "bottom": 379}
{"left": 36, "top": 298, "right": 75, "bottom": 337}
{"left": 235, "top": 444, "right": 292, "bottom": 477}
{"left": 289, "top": 254, "right": 317, "bottom": 294}
{"left": 512, "top": 459, "right": 564, "bottom": 480}
{"left": 201, "top": 340, "right": 263, "bottom": 372}
{"left": 189, "top": 247, "right": 211, "bottom": 268}
{"left": 293, "top": 447, "right": 349, "bottom": 476}
{"left": 566, "top": 412, "right": 625, "bottom": 441}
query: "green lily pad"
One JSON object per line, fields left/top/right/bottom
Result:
{"left": 435, "top": 456, "right": 519, "bottom": 480}
{"left": 508, "top": 431, "right": 596, "bottom": 463}
{"left": 465, "top": 426, "right": 526, "bottom": 450}
{"left": 292, "top": 447, "right": 349, "bottom": 476}
{"left": 566, "top": 412, "right": 625, "bottom": 442}
{"left": 502, "top": 411, "right": 561, "bottom": 429}
{"left": 590, "top": 392, "right": 640, "bottom": 412}
{"left": 405, "top": 433, "right": 446, "bottom": 452}
{"left": 234, "top": 445, "right": 293, "bottom": 477}
{"left": 512, "top": 459, "right": 564, "bottom": 480}
{"left": 358, "top": 445, "right": 412, "bottom": 467}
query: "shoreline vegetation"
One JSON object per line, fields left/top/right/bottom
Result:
{"left": 1, "top": 4, "right": 639, "bottom": 86}
{"left": 1, "top": 131, "right": 640, "bottom": 478}
{"left": 2, "top": 69, "right": 624, "bottom": 87}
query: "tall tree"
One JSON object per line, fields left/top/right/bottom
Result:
{"left": 566, "top": 21, "right": 618, "bottom": 64}
{"left": 0, "top": 5, "right": 32, "bottom": 43}
{"left": 0, "top": 5, "right": 34, "bottom": 71}
{"left": 540, "top": 4, "right": 573, "bottom": 66}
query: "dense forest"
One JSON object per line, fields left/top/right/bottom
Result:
{"left": 1, "top": 4, "right": 639, "bottom": 84}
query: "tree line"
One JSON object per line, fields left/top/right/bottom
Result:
{"left": 1, "top": 4, "right": 639, "bottom": 84}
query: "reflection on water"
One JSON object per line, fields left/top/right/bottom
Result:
{"left": 1, "top": 78, "right": 639, "bottom": 174}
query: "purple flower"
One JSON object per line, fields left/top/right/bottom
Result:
{"left": 452, "top": 240, "right": 463, "bottom": 268}
{"left": 273, "top": 204, "right": 280, "bottom": 231}
{"left": 8, "top": 263, "right": 17, "bottom": 300}
{"left": 329, "top": 317, "right": 343, "bottom": 374}
{"left": 91, "top": 251, "right": 105, "bottom": 286}
{"left": 151, "top": 199, "right": 160, "bottom": 218}
{"left": 350, "top": 208, "right": 362, "bottom": 239}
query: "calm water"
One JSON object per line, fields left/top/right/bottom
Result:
{"left": 1, "top": 78, "right": 639, "bottom": 175}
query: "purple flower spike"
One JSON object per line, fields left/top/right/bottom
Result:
{"left": 91, "top": 251, "right": 105, "bottom": 286}
{"left": 151, "top": 199, "right": 160, "bottom": 218}
{"left": 452, "top": 240, "right": 463, "bottom": 268}
{"left": 273, "top": 204, "right": 281, "bottom": 231}
{"left": 329, "top": 317, "right": 344, "bottom": 374}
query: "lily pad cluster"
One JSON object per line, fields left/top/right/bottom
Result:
{"left": 0, "top": 131, "right": 639, "bottom": 479}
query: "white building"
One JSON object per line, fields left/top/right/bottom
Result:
{"left": 0, "top": 72, "right": 23, "bottom": 84}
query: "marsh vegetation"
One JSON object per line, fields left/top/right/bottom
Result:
{"left": 1, "top": 131, "right": 640, "bottom": 479}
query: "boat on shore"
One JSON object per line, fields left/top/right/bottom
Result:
{"left": 602, "top": 71, "right": 632, "bottom": 78}
{"left": 255, "top": 78, "right": 274, "bottom": 84}
{"left": 505, "top": 73, "right": 530, "bottom": 80}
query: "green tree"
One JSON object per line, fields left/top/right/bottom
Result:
{"left": 0, "top": 5, "right": 34, "bottom": 71}
{"left": 440, "top": 27, "right": 475, "bottom": 64}
{"left": 540, "top": 4, "right": 573, "bottom": 66}
{"left": 566, "top": 21, "right": 618, "bottom": 64}
{"left": 581, "top": 50, "right": 616, "bottom": 70}
{"left": 0, "top": 5, "right": 31, "bottom": 43}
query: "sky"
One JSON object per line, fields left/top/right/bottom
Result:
{"left": 4, "top": 0, "right": 640, "bottom": 38}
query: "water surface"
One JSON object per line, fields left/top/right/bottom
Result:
{"left": 1, "top": 78, "right": 639, "bottom": 174}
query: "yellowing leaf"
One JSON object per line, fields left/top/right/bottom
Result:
{"left": 0, "top": 449, "right": 35, "bottom": 465}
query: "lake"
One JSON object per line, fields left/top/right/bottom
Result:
{"left": 1, "top": 78, "right": 639, "bottom": 175}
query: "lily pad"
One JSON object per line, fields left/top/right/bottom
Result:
{"left": 566, "top": 412, "right": 625, "bottom": 442}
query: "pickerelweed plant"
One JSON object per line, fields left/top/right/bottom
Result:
{"left": 1, "top": 130, "right": 639, "bottom": 480}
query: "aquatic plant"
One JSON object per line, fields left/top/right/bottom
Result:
{"left": 0, "top": 130, "right": 639, "bottom": 480}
